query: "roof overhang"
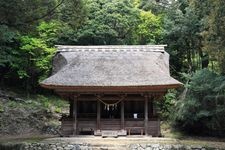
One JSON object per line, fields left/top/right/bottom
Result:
{"left": 40, "top": 83, "right": 181, "bottom": 93}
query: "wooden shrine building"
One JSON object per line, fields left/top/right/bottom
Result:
{"left": 41, "top": 45, "right": 182, "bottom": 137}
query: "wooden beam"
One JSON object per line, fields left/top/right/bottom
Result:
{"left": 121, "top": 100, "right": 125, "bottom": 129}
{"left": 56, "top": 93, "right": 166, "bottom": 101}
{"left": 56, "top": 91, "right": 168, "bottom": 97}
{"left": 97, "top": 100, "right": 101, "bottom": 130}
{"left": 144, "top": 95, "right": 149, "bottom": 136}
{"left": 73, "top": 95, "right": 78, "bottom": 135}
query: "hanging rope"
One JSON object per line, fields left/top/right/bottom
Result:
{"left": 96, "top": 95, "right": 126, "bottom": 111}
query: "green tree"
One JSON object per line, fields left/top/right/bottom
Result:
{"left": 18, "top": 35, "right": 56, "bottom": 92}
{"left": 71, "top": 0, "right": 140, "bottom": 45}
{"left": 135, "top": 10, "right": 162, "bottom": 44}
{"left": 187, "top": 0, "right": 225, "bottom": 74}
{"left": 0, "top": 0, "right": 58, "bottom": 30}
{"left": 199, "top": 0, "right": 225, "bottom": 74}
{"left": 163, "top": 0, "right": 203, "bottom": 75}
{"left": 0, "top": 0, "right": 87, "bottom": 90}
{"left": 59, "top": 0, "right": 87, "bottom": 28}
{"left": 138, "top": 0, "right": 173, "bottom": 14}
{"left": 172, "top": 69, "right": 225, "bottom": 136}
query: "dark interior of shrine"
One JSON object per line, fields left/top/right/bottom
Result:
{"left": 76, "top": 100, "right": 155, "bottom": 119}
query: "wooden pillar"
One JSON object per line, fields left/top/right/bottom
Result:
{"left": 73, "top": 95, "right": 78, "bottom": 135}
{"left": 121, "top": 100, "right": 125, "bottom": 129}
{"left": 69, "top": 100, "right": 73, "bottom": 118}
{"left": 97, "top": 100, "right": 101, "bottom": 130}
{"left": 144, "top": 95, "right": 148, "bottom": 136}
{"left": 149, "top": 100, "right": 153, "bottom": 117}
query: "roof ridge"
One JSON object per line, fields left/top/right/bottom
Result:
{"left": 56, "top": 45, "right": 166, "bottom": 53}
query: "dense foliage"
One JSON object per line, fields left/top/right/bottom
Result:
{"left": 0, "top": 0, "right": 86, "bottom": 92}
{"left": 0, "top": 0, "right": 225, "bottom": 137}
{"left": 171, "top": 69, "right": 225, "bottom": 136}
{"left": 0, "top": 0, "right": 163, "bottom": 91}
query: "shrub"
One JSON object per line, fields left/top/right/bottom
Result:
{"left": 171, "top": 69, "right": 225, "bottom": 136}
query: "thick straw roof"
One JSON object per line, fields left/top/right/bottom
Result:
{"left": 40, "top": 45, "right": 182, "bottom": 91}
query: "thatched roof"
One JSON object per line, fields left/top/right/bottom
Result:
{"left": 40, "top": 45, "right": 182, "bottom": 92}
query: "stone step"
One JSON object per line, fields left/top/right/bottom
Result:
{"left": 91, "top": 147, "right": 127, "bottom": 150}
{"left": 90, "top": 144, "right": 127, "bottom": 150}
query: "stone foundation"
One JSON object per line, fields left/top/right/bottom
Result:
{"left": 0, "top": 142, "right": 222, "bottom": 150}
